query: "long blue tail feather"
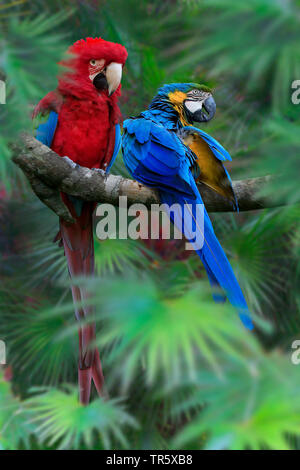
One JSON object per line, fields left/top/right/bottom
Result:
{"left": 160, "top": 189, "right": 253, "bottom": 330}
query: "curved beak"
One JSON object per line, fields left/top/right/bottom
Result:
{"left": 194, "top": 95, "right": 216, "bottom": 123}
{"left": 106, "top": 62, "right": 122, "bottom": 96}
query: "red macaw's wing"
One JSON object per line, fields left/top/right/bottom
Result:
{"left": 32, "top": 90, "right": 63, "bottom": 118}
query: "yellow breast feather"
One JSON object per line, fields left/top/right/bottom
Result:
{"left": 183, "top": 132, "right": 236, "bottom": 203}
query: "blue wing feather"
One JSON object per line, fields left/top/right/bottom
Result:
{"left": 122, "top": 116, "right": 253, "bottom": 330}
{"left": 123, "top": 118, "right": 195, "bottom": 197}
{"left": 35, "top": 111, "right": 58, "bottom": 147}
{"left": 106, "top": 124, "right": 122, "bottom": 173}
{"left": 123, "top": 118, "right": 186, "bottom": 172}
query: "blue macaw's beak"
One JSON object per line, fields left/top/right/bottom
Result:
{"left": 193, "top": 96, "right": 216, "bottom": 123}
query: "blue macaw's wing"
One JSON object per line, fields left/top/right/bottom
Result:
{"left": 123, "top": 118, "right": 196, "bottom": 198}
{"left": 106, "top": 124, "right": 122, "bottom": 173}
{"left": 178, "top": 125, "right": 238, "bottom": 209}
{"left": 122, "top": 117, "right": 252, "bottom": 330}
{"left": 34, "top": 110, "right": 58, "bottom": 147}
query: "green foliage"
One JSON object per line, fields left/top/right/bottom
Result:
{"left": 0, "top": 9, "right": 69, "bottom": 183}
{"left": 0, "top": 299, "right": 77, "bottom": 389}
{"left": 25, "top": 385, "right": 138, "bottom": 449}
{"left": 173, "top": 352, "right": 300, "bottom": 450}
{"left": 1, "top": 12, "right": 68, "bottom": 102}
{"left": 254, "top": 117, "right": 300, "bottom": 205}
{"left": 0, "top": 373, "right": 34, "bottom": 450}
{"left": 89, "top": 277, "right": 260, "bottom": 389}
{"left": 213, "top": 208, "right": 299, "bottom": 324}
{"left": 94, "top": 238, "right": 149, "bottom": 275}
{"left": 177, "top": 0, "right": 300, "bottom": 112}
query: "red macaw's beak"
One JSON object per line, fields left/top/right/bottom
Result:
{"left": 92, "top": 62, "right": 123, "bottom": 96}
{"left": 106, "top": 62, "right": 122, "bottom": 96}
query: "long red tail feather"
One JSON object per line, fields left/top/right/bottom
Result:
{"left": 59, "top": 195, "right": 105, "bottom": 404}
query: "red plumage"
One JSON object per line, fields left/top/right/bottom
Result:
{"left": 35, "top": 37, "right": 127, "bottom": 168}
{"left": 33, "top": 37, "right": 128, "bottom": 404}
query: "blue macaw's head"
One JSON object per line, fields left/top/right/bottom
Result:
{"left": 149, "top": 83, "right": 216, "bottom": 126}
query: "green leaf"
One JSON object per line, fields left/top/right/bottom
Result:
{"left": 26, "top": 385, "right": 138, "bottom": 449}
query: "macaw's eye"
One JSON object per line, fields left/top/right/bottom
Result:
{"left": 90, "top": 59, "right": 96, "bottom": 66}
{"left": 191, "top": 90, "right": 201, "bottom": 97}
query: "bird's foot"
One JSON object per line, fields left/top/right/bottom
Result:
{"left": 92, "top": 167, "right": 106, "bottom": 176}
{"left": 62, "top": 155, "right": 77, "bottom": 168}
{"left": 63, "top": 156, "right": 81, "bottom": 171}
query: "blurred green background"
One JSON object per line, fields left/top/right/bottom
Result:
{"left": 0, "top": 0, "right": 300, "bottom": 450}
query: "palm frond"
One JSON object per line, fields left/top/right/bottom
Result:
{"left": 0, "top": 372, "right": 34, "bottom": 449}
{"left": 173, "top": 352, "right": 300, "bottom": 450}
{"left": 75, "top": 276, "right": 263, "bottom": 390}
{"left": 26, "top": 385, "right": 138, "bottom": 449}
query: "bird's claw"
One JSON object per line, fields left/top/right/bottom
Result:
{"left": 63, "top": 156, "right": 77, "bottom": 169}
{"left": 92, "top": 168, "right": 106, "bottom": 176}
{"left": 63, "top": 158, "right": 107, "bottom": 175}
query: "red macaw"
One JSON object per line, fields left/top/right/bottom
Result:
{"left": 33, "top": 37, "right": 128, "bottom": 404}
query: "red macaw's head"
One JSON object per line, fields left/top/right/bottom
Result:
{"left": 58, "top": 37, "right": 128, "bottom": 100}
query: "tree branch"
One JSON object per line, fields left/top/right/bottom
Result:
{"left": 12, "top": 133, "right": 277, "bottom": 223}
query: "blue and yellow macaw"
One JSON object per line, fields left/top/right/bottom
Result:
{"left": 122, "top": 83, "right": 253, "bottom": 329}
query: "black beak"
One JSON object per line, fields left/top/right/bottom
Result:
{"left": 93, "top": 72, "right": 108, "bottom": 91}
{"left": 193, "top": 96, "right": 216, "bottom": 123}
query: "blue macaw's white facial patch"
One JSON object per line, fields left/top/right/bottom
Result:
{"left": 184, "top": 100, "right": 203, "bottom": 113}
